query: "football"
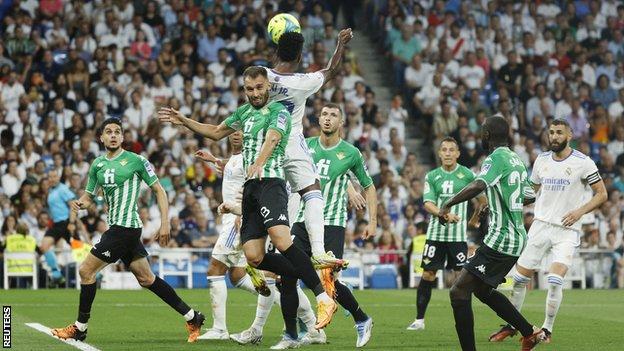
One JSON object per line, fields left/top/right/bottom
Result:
{"left": 267, "top": 13, "right": 301, "bottom": 44}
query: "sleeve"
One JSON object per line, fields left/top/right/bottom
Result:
{"left": 583, "top": 157, "right": 601, "bottom": 185}
{"left": 62, "top": 185, "right": 76, "bottom": 202}
{"left": 137, "top": 156, "right": 159, "bottom": 186}
{"left": 268, "top": 107, "right": 290, "bottom": 136}
{"left": 422, "top": 172, "right": 437, "bottom": 203}
{"left": 475, "top": 155, "right": 504, "bottom": 187}
{"left": 465, "top": 168, "right": 476, "bottom": 182}
{"left": 529, "top": 157, "right": 541, "bottom": 185}
{"left": 296, "top": 71, "right": 325, "bottom": 95}
{"left": 350, "top": 149, "right": 373, "bottom": 188}
{"left": 523, "top": 172, "right": 536, "bottom": 199}
{"left": 85, "top": 162, "right": 99, "bottom": 195}
{"left": 223, "top": 108, "right": 242, "bottom": 130}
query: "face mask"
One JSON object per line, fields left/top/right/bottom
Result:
{"left": 466, "top": 140, "right": 476, "bottom": 150}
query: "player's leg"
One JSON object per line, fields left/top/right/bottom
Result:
{"left": 40, "top": 224, "right": 66, "bottom": 282}
{"left": 409, "top": 240, "right": 444, "bottom": 330}
{"left": 51, "top": 252, "right": 109, "bottom": 340}
{"left": 201, "top": 257, "right": 230, "bottom": 338}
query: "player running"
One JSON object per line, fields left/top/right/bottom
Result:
{"left": 52, "top": 118, "right": 205, "bottom": 343}
{"left": 488, "top": 119, "right": 607, "bottom": 344}
{"left": 437, "top": 115, "right": 546, "bottom": 351}
{"left": 194, "top": 132, "right": 320, "bottom": 343}
{"left": 407, "top": 137, "right": 485, "bottom": 331}
{"left": 158, "top": 67, "right": 339, "bottom": 346}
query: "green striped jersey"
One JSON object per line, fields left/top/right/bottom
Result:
{"left": 423, "top": 165, "right": 475, "bottom": 242}
{"left": 295, "top": 137, "right": 373, "bottom": 227}
{"left": 224, "top": 102, "right": 291, "bottom": 180}
{"left": 476, "top": 147, "right": 531, "bottom": 256}
{"left": 85, "top": 150, "right": 158, "bottom": 228}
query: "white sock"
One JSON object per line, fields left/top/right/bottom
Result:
{"left": 235, "top": 274, "right": 258, "bottom": 295}
{"left": 75, "top": 321, "right": 87, "bottom": 332}
{"left": 296, "top": 286, "right": 316, "bottom": 331}
{"left": 251, "top": 279, "right": 277, "bottom": 332}
{"left": 510, "top": 272, "right": 531, "bottom": 312}
{"left": 183, "top": 309, "right": 195, "bottom": 322}
{"left": 543, "top": 274, "right": 564, "bottom": 332}
{"left": 315, "top": 292, "right": 331, "bottom": 303}
{"left": 302, "top": 190, "right": 326, "bottom": 256}
{"left": 207, "top": 276, "right": 227, "bottom": 331}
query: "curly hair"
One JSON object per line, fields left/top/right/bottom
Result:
{"left": 277, "top": 31, "right": 304, "bottom": 62}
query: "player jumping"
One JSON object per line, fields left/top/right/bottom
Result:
{"left": 52, "top": 118, "right": 205, "bottom": 343}
{"left": 407, "top": 137, "right": 485, "bottom": 331}
{"left": 438, "top": 115, "right": 546, "bottom": 351}
{"left": 488, "top": 119, "right": 607, "bottom": 344}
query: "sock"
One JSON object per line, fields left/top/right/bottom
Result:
{"left": 510, "top": 272, "right": 531, "bottom": 312}
{"left": 207, "top": 276, "right": 227, "bottom": 330}
{"left": 235, "top": 274, "right": 258, "bottom": 295}
{"left": 302, "top": 190, "right": 326, "bottom": 256}
{"left": 280, "top": 276, "right": 299, "bottom": 340}
{"left": 75, "top": 321, "right": 87, "bottom": 332}
{"left": 296, "top": 285, "right": 317, "bottom": 331}
{"left": 280, "top": 245, "right": 324, "bottom": 296}
{"left": 450, "top": 299, "right": 476, "bottom": 351}
{"left": 76, "top": 283, "right": 97, "bottom": 324}
{"left": 44, "top": 251, "right": 61, "bottom": 278}
{"left": 257, "top": 253, "right": 298, "bottom": 277}
{"left": 147, "top": 276, "right": 192, "bottom": 319}
{"left": 543, "top": 274, "right": 564, "bottom": 332}
{"left": 335, "top": 280, "right": 368, "bottom": 323}
{"left": 416, "top": 279, "right": 435, "bottom": 320}
{"left": 183, "top": 309, "right": 196, "bottom": 322}
{"left": 251, "top": 279, "right": 277, "bottom": 332}
{"left": 475, "top": 287, "right": 534, "bottom": 337}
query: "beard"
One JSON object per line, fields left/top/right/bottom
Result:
{"left": 549, "top": 139, "right": 567, "bottom": 153}
{"left": 105, "top": 145, "right": 120, "bottom": 153}
{"left": 249, "top": 91, "right": 269, "bottom": 108}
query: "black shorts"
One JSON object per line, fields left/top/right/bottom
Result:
{"left": 464, "top": 244, "right": 518, "bottom": 288}
{"left": 90, "top": 225, "right": 148, "bottom": 266}
{"left": 420, "top": 240, "right": 468, "bottom": 271}
{"left": 291, "top": 222, "right": 345, "bottom": 258}
{"left": 240, "top": 178, "right": 290, "bottom": 244}
{"left": 44, "top": 220, "right": 71, "bottom": 243}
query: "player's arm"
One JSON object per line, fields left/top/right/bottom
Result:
{"left": 150, "top": 180, "right": 171, "bottom": 246}
{"left": 467, "top": 194, "right": 487, "bottom": 228}
{"left": 195, "top": 149, "right": 228, "bottom": 173}
{"left": 347, "top": 180, "right": 366, "bottom": 210}
{"left": 247, "top": 128, "right": 283, "bottom": 179}
{"left": 439, "top": 180, "right": 487, "bottom": 224}
{"left": 562, "top": 178, "right": 607, "bottom": 227}
{"left": 362, "top": 184, "right": 377, "bottom": 239}
{"left": 158, "top": 107, "right": 235, "bottom": 140}
{"left": 319, "top": 28, "right": 353, "bottom": 85}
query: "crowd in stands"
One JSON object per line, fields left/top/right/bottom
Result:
{"left": 0, "top": 0, "right": 622, "bottom": 289}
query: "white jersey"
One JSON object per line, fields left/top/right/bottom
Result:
{"left": 215, "top": 153, "right": 245, "bottom": 252}
{"left": 530, "top": 149, "right": 601, "bottom": 232}
{"left": 266, "top": 68, "right": 325, "bottom": 136}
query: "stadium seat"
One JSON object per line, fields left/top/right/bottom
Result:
{"left": 341, "top": 253, "right": 365, "bottom": 290}
{"left": 192, "top": 262, "right": 209, "bottom": 289}
{"left": 157, "top": 250, "right": 193, "bottom": 288}
{"left": 368, "top": 265, "right": 398, "bottom": 289}
{"left": 3, "top": 252, "right": 38, "bottom": 290}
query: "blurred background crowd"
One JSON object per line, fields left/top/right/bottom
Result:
{"left": 0, "top": 0, "right": 622, "bottom": 289}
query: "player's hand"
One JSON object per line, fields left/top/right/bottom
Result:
{"left": 214, "top": 158, "right": 227, "bottom": 175}
{"left": 438, "top": 206, "right": 451, "bottom": 225}
{"left": 70, "top": 200, "right": 83, "bottom": 212}
{"left": 246, "top": 162, "right": 263, "bottom": 180}
{"left": 363, "top": 221, "right": 377, "bottom": 240}
{"left": 348, "top": 191, "right": 366, "bottom": 211}
{"left": 155, "top": 224, "right": 170, "bottom": 246}
{"left": 446, "top": 213, "right": 461, "bottom": 224}
{"left": 218, "top": 202, "right": 242, "bottom": 216}
{"left": 337, "top": 28, "right": 353, "bottom": 46}
{"left": 234, "top": 216, "right": 242, "bottom": 232}
{"left": 195, "top": 149, "right": 218, "bottom": 163}
{"left": 562, "top": 209, "right": 583, "bottom": 227}
{"left": 157, "top": 107, "right": 184, "bottom": 126}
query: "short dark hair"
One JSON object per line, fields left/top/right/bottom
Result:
{"left": 99, "top": 117, "right": 123, "bottom": 135}
{"left": 277, "top": 31, "right": 304, "bottom": 62}
{"left": 550, "top": 118, "right": 571, "bottom": 129}
{"left": 440, "top": 136, "right": 459, "bottom": 148}
{"left": 243, "top": 66, "right": 268, "bottom": 80}
{"left": 323, "top": 102, "right": 343, "bottom": 117}
{"left": 484, "top": 115, "right": 509, "bottom": 142}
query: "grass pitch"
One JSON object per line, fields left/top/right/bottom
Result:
{"left": 4, "top": 288, "right": 623, "bottom": 350}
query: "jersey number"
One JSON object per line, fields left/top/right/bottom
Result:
{"left": 508, "top": 170, "right": 527, "bottom": 211}
{"left": 104, "top": 168, "right": 115, "bottom": 184}
{"left": 442, "top": 180, "right": 454, "bottom": 194}
{"left": 423, "top": 244, "right": 436, "bottom": 258}
{"left": 316, "top": 159, "right": 331, "bottom": 176}
{"left": 243, "top": 120, "right": 254, "bottom": 134}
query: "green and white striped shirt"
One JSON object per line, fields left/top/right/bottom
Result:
{"left": 476, "top": 147, "right": 532, "bottom": 256}
{"left": 86, "top": 150, "right": 158, "bottom": 228}
{"left": 224, "top": 102, "right": 291, "bottom": 180}
{"left": 423, "top": 165, "right": 475, "bottom": 242}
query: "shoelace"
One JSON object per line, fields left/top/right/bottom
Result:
{"left": 355, "top": 323, "right": 365, "bottom": 336}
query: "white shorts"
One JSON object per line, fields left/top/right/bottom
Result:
{"left": 284, "top": 131, "right": 319, "bottom": 193}
{"left": 517, "top": 220, "right": 580, "bottom": 270}
{"left": 212, "top": 215, "right": 247, "bottom": 268}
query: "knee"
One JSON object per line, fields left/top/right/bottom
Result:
{"left": 245, "top": 252, "right": 264, "bottom": 268}
{"left": 78, "top": 265, "right": 96, "bottom": 284}
{"left": 136, "top": 273, "right": 156, "bottom": 287}
{"left": 449, "top": 283, "right": 470, "bottom": 302}
{"left": 422, "top": 270, "right": 436, "bottom": 281}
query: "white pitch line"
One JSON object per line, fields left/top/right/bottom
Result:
{"left": 25, "top": 323, "right": 101, "bottom": 351}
